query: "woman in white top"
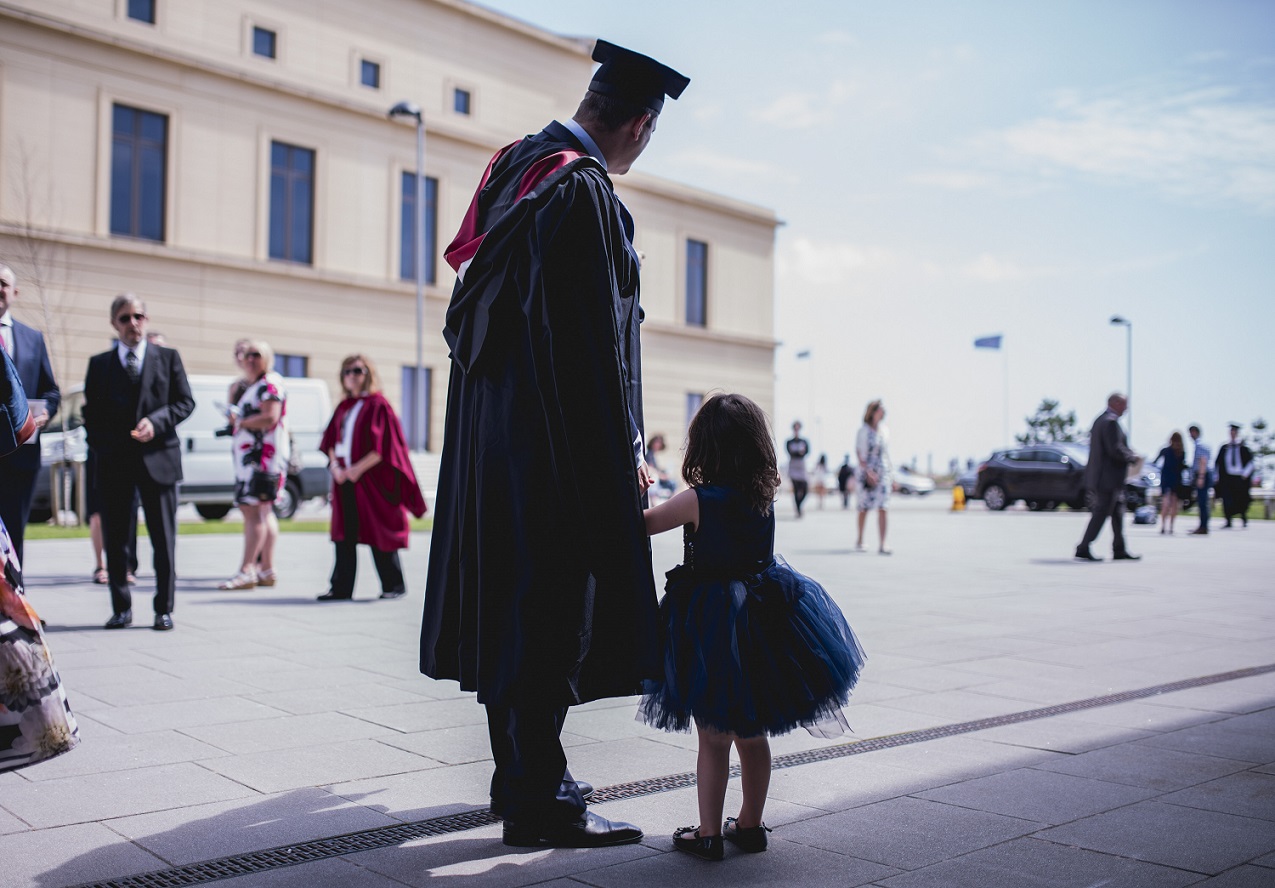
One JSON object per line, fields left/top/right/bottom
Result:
{"left": 855, "top": 399, "right": 892, "bottom": 554}
{"left": 218, "top": 340, "right": 289, "bottom": 589}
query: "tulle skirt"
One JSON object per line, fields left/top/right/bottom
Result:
{"left": 639, "top": 556, "right": 865, "bottom": 739}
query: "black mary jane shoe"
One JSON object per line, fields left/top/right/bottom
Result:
{"left": 673, "top": 826, "right": 724, "bottom": 861}
{"left": 723, "top": 817, "right": 771, "bottom": 853}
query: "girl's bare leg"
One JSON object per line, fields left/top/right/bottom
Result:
{"left": 695, "top": 724, "right": 732, "bottom": 836}
{"left": 734, "top": 734, "right": 771, "bottom": 828}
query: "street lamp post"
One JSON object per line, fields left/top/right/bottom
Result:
{"left": 389, "top": 100, "right": 426, "bottom": 451}
{"left": 1110, "top": 315, "right": 1132, "bottom": 446}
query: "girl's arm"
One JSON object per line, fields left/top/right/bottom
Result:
{"left": 644, "top": 487, "right": 698, "bottom": 535}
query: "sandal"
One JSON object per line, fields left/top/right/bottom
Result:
{"left": 93, "top": 567, "right": 109, "bottom": 584}
{"left": 256, "top": 569, "right": 277, "bottom": 587}
{"left": 218, "top": 569, "right": 257, "bottom": 590}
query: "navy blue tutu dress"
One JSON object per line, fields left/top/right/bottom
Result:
{"left": 639, "top": 484, "right": 866, "bottom": 738}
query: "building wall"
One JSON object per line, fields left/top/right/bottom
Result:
{"left": 0, "top": 0, "right": 777, "bottom": 455}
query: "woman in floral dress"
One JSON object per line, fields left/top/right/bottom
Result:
{"left": 855, "top": 400, "right": 893, "bottom": 554}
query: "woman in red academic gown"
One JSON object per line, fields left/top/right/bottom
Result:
{"left": 318, "top": 354, "right": 426, "bottom": 601}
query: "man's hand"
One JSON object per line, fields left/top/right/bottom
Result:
{"left": 130, "top": 417, "right": 155, "bottom": 442}
{"left": 637, "top": 461, "right": 655, "bottom": 492}
{"left": 33, "top": 412, "right": 49, "bottom": 430}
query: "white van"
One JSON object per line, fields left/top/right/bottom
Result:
{"left": 34, "top": 374, "right": 333, "bottom": 521}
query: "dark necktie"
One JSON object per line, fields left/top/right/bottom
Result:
{"left": 126, "top": 349, "right": 139, "bottom": 383}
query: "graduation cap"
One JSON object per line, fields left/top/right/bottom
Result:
{"left": 589, "top": 39, "right": 689, "bottom": 114}
{"left": 1228, "top": 421, "right": 1243, "bottom": 430}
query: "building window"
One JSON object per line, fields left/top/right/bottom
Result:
{"left": 400, "top": 172, "right": 438, "bottom": 284}
{"left": 274, "top": 354, "right": 308, "bottom": 377}
{"left": 401, "top": 365, "right": 432, "bottom": 451}
{"left": 360, "top": 59, "right": 381, "bottom": 89}
{"left": 453, "top": 88, "right": 471, "bottom": 115}
{"left": 686, "top": 392, "right": 704, "bottom": 428}
{"left": 269, "top": 141, "right": 314, "bottom": 264}
{"left": 110, "top": 104, "right": 167, "bottom": 242}
{"left": 686, "top": 239, "right": 708, "bottom": 327}
{"left": 253, "top": 26, "right": 277, "bottom": 59}
{"left": 127, "top": 0, "right": 156, "bottom": 24}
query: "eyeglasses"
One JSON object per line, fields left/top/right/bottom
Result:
{"left": 342, "top": 367, "right": 367, "bottom": 377}
{"left": 116, "top": 313, "right": 147, "bottom": 323}
{"left": 244, "top": 352, "right": 263, "bottom": 359}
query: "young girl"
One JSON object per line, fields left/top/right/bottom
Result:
{"left": 640, "top": 393, "right": 866, "bottom": 861}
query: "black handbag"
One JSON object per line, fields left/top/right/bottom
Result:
{"left": 248, "top": 471, "right": 282, "bottom": 499}
{"left": 1, "top": 348, "right": 34, "bottom": 457}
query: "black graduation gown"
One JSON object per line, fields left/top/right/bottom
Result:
{"left": 420, "top": 126, "right": 659, "bottom": 708}
{"left": 1215, "top": 442, "right": 1254, "bottom": 518}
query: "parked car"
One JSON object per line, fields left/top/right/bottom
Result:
{"left": 31, "top": 375, "right": 332, "bottom": 522}
{"left": 894, "top": 466, "right": 936, "bottom": 496}
{"left": 973, "top": 443, "right": 1164, "bottom": 511}
{"left": 956, "top": 465, "right": 982, "bottom": 500}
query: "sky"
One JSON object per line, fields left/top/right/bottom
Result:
{"left": 479, "top": 0, "right": 1275, "bottom": 472}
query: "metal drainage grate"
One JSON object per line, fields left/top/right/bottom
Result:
{"left": 76, "top": 661, "right": 1275, "bottom": 888}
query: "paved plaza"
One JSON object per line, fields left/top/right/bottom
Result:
{"left": 3, "top": 495, "right": 1273, "bottom": 887}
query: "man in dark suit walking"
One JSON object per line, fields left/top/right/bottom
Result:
{"left": 83, "top": 295, "right": 194, "bottom": 630}
{"left": 1075, "top": 393, "right": 1141, "bottom": 562}
{"left": 0, "top": 264, "right": 60, "bottom": 564}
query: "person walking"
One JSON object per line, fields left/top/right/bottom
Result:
{"left": 82, "top": 295, "right": 194, "bottom": 630}
{"left": 785, "top": 421, "right": 810, "bottom": 517}
{"left": 856, "top": 400, "right": 892, "bottom": 554}
{"left": 1154, "top": 431, "right": 1186, "bottom": 534}
{"left": 217, "top": 341, "right": 288, "bottom": 590}
{"left": 1075, "top": 393, "right": 1140, "bottom": 562}
{"left": 639, "top": 393, "right": 865, "bottom": 861}
{"left": 1215, "top": 423, "right": 1255, "bottom": 528}
{"left": 836, "top": 454, "right": 853, "bottom": 509}
{"left": 812, "top": 453, "right": 829, "bottom": 510}
{"left": 1187, "top": 424, "right": 1213, "bottom": 535}
{"left": 0, "top": 264, "right": 60, "bottom": 565}
{"left": 420, "top": 39, "right": 689, "bottom": 849}
{"left": 318, "top": 355, "right": 425, "bottom": 601}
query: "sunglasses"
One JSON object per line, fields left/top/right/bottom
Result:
{"left": 244, "top": 351, "right": 263, "bottom": 359}
{"left": 342, "top": 367, "right": 367, "bottom": 377}
{"left": 116, "top": 313, "right": 147, "bottom": 323}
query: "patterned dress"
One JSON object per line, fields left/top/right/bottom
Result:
{"left": 1, "top": 516, "right": 79, "bottom": 772}
{"left": 856, "top": 423, "right": 892, "bottom": 511}
{"left": 232, "top": 371, "right": 289, "bottom": 503}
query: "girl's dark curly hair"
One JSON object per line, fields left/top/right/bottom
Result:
{"left": 681, "top": 393, "right": 781, "bottom": 514}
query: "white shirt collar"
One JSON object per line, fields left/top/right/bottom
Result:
{"left": 0, "top": 310, "right": 12, "bottom": 327}
{"left": 117, "top": 337, "right": 147, "bottom": 367}
{"left": 561, "top": 119, "right": 606, "bottom": 170}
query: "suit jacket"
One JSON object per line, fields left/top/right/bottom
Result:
{"left": 1084, "top": 410, "right": 1136, "bottom": 493}
{"left": 2, "top": 320, "right": 60, "bottom": 474}
{"left": 83, "top": 344, "right": 194, "bottom": 485}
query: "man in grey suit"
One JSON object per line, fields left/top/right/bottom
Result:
{"left": 1075, "top": 393, "right": 1141, "bottom": 562}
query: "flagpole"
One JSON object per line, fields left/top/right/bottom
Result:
{"left": 1003, "top": 345, "right": 1009, "bottom": 447}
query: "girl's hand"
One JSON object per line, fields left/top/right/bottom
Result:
{"left": 346, "top": 466, "right": 363, "bottom": 484}
{"left": 644, "top": 488, "right": 699, "bottom": 536}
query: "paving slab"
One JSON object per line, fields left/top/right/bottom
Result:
{"left": 1038, "top": 800, "right": 1275, "bottom": 874}
{"left": 178, "top": 711, "right": 400, "bottom": 755}
{"left": 1157, "top": 771, "right": 1275, "bottom": 822}
{"left": 1, "top": 822, "right": 169, "bottom": 887}
{"left": 1137, "top": 719, "right": 1275, "bottom": 764}
{"left": 196, "top": 737, "right": 443, "bottom": 794}
{"left": 1032, "top": 740, "right": 1255, "bottom": 791}
{"left": 1188, "top": 867, "right": 1275, "bottom": 887}
{"left": 215, "top": 857, "right": 410, "bottom": 888}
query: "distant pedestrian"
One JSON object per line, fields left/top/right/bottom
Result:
{"left": 645, "top": 433, "right": 678, "bottom": 502}
{"left": 1215, "top": 423, "right": 1255, "bottom": 528}
{"left": 1154, "top": 431, "right": 1186, "bottom": 535}
{"left": 836, "top": 454, "right": 853, "bottom": 509}
{"left": 639, "top": 393, "right": 865, "bottom": 861}
{"left": 1074, "top": 393, "right": 1140, "bottom": 562}
{"left": 812, "top": 453, "right": 829, "bottom": 510}
{"left": 1187, "top": 425, "right": 1212, "bottom": 535}
{"left": 856, "top": 400, "right": 892, "bottom": 554}
{"left": 785, "top": 421, "right": 810, "bottom": 517}
{"left": 318, "top": 355, "right": 426, "bottom": 601}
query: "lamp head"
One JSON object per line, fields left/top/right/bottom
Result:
{"left": 1109, "top": 315, "right": 1130, "bottom": 326}
{"left": 388, "top": 100, "right": 422, "bottom": 122}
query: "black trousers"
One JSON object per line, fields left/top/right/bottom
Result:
{"left": 792, "top": 480, "right": 809, "bottom": 515}
{"left": 100, "top": 461, "right": 178, "bottom": 616}
{"left": 0, "top": 468, "right": 37, "bottom": 566}
{"left": 485, "top": 703, "right": 586, "bottom": 824}
{"left": 328, "top": 481, "right": 405, "bottom": 597}
{"left": 1080, "top": 487, "right": 1127, "bottom": 554}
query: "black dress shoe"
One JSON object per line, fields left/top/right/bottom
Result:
{"left": 1074, "top": 548, "right": 1102, "bottom": 562}
{"left": 673, "top": 826, "right": 724, "bottom": 861}
{"left": 502, "top": 811, "right": 643, "bottom": 848}
{"left": 378, "top": 588, "right": 407, "bottom": 600}
{"left": 1112, "top": 552, "right": 1141, "bottom": 561}
{"left": 153, "top": 614, "right": 174, "bottom": 631}
{"left": 723, "top": 817, "right": 771, "bottom": 852}
{"left": 576, "top": 780, "right": 595, "bottom": 801}
{"left": 316, "top": 591, "right": 353, "bottom": 601}
{"left": 104, "top": 611, "right": 132, "bottom": 629}
{"left": 1189, "top": 528, "right": 1209, "bottom": 535}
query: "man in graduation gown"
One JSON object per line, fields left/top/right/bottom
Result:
{"left": 1215, "top": 423, "right": 1255, "bottom": 528}
{"left": 420, "top": 40, "right": 688, "bottom": 848}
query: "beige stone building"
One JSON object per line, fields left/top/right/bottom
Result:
{"left": 0, "top": 0, "right": 777, "bottom": 456}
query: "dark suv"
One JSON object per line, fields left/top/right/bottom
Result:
{"left": 974, "top": 443, "right": 1156, "bottom": 511}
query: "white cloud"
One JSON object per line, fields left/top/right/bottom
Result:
{"left": 664, "top": 149, "right": 801, "bottom": 186}
{"left": 777, "top": 236, "right": 895, "bottom": 286}
{"left": 750, "top": 80, "right": 859, "bottom": 130}
{"left": 816, "top": 30, "right": 859, "bottom": 47}
{"left": 991, "top": 81, "right": 1275, "bottom": 213}
{"left": 907, "top": 171, "right": 992, "bottom": 191}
